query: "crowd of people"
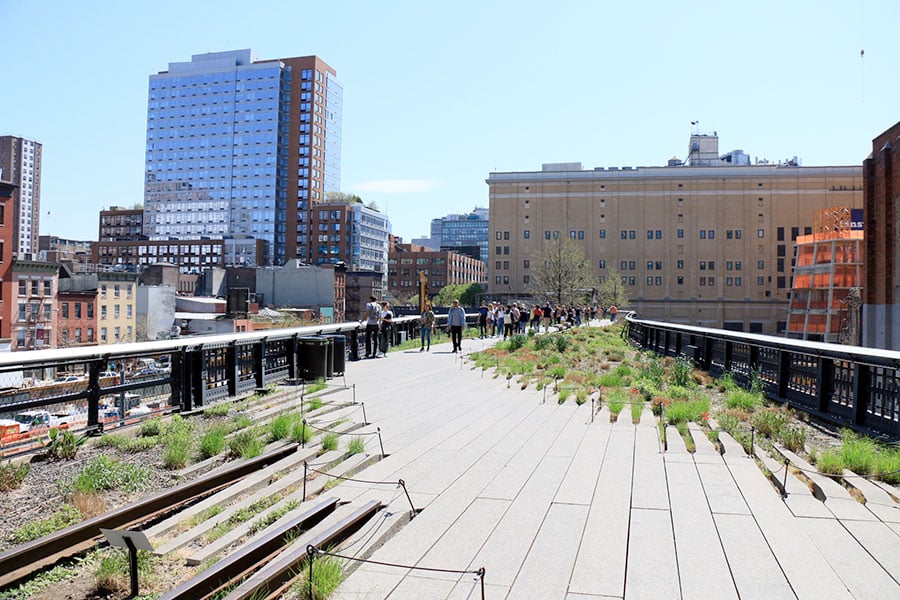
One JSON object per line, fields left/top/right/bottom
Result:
{"left": 362, "top": 296, "right": 620, "bottom": 355}
{"left": 476, "top": 301, "right": 618, "bottom": 339}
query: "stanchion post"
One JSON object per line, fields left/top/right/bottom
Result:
{"left": 399, "top": 478, "right": 418, "bottom": 517}
{"left": 352, "top": 383, "right": 356, "bottom": 405}
{"left": 302, "top": 419, "right": 308, "bottom": 448}
{"left": 591, "top": 397, "right": 595, "bottom": 423}
{"left": 361, "top": 402, "right": 368, "bottom": 425}
{"left": 306, "top": 545, "right": 316, "bottom": 600}
{"left": 125, "top": 536, "right": 139, "bottom": 598}
{"left": 377, "top": 427, "right": 385, "bottom": 457}
{"left": 479, "top": 567, "right": 486, "bottom": 600}
{"left": 303, "top": 460, "right": 308, "bottom": 500}
{"left": 782, "top": 458, "right": 789, "bottom": 499}
{"left": 750, "top": 427, "right": 755, "bottom": 455}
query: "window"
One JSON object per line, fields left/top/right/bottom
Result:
{"left": 100, "top": 285, "right": 107, "bottom": 298}
{"left": 599, "top": 229, "right": 606, "bottom": 238}
{"left": 677, "top": 260, "right": 684, "bottom": 269}
{"left": 570, "top": 231, "right": 577, "bottom": 239}
{"left": 777, "top": 276, "right": 786, "bottom": 289}
{"left": 577, "top": 231, "right": 584, "bottom": 240}
{"left": 61, "top": 303, "right": 69, "bottom": 319}
{"left": 87, "top": 328, "right": 94, "bottom": 342}
{"left": 677, "top": 229, "right": 684, "bottom": 238}
{"left": 523, "top": 230, "right": 530, "bottom": 239}
{"left": 101, "top": 327, "right": 107, "bottom": 342}
{"left": 545, "top": 231, "right": 551, "bottom": 240}
{"left": 496, "top": 231, "right": 502, "bottom": 240}
{"left": 503, "top": 246, "right": 510, "bottom": 255}
{"left": 114, "top": 305, "right": 120, "bottom": 318}
{"left": 656, "top": 230, "right": 662, "bottom": 239}
{"left": 647, "top": 230, "right": 654, "bottom": 240}
{"left": 757, "top": 276, "right": 765, "bottom": 285}
{"left": 495, "top": 246, "right": 502, "bottom": 255}
{"left": 727, "top": 230, "right": 733, "bottom": 239}
{"left": 647, "top": 261, "right": 654, "bottom": 270}
{"left": 735, "top": 261, "right": 742, "bottom": 271}
{"left": 735, "top": 277, "right": 742, "bottom": 286}
{"left": 599, "top": 259, "right": 606, "bottom": 268}
{"left": 87, "top": 303, "right": 93, "bottom": 318}
{"left": 735, "top": 230, "right": 742, "bottom": 239}
{"left": 75, "top": 328, "right": 82, "bottom": 343}
{"left": 727, "top": 277, "right": 733, "bottom": 286}
{"left": 677, "top": 276, "right": 684, "bottom": 285}
{"left": 495, "top": 261, "right": 502, "bottom": 270}
{"left": 127, "top": 305, "right": 133, "bottom": 318}
{"left": 620, "top": 260, "right": 627, "bottom": 270}
{"left": 18, "top": 281, "right": 26, "bottom": 296}
{"left": 629, "top": 260, "right": 636, "bottom": 270}
{"left": 101, "top": 306, "right": 107, "bottom": 320}
{"left": 758, "top": 229, "right": 765, "bottom": 238}
{"left": 700, "top": 261, "right": 707, "bottom": 270}
{"left": 629, "top": 276, "right": 636, "bottom": 285}
{"left": 114, "top": 327, "right": 121, "bottom": 342}
{"left": 629, "top": 230, "right": 635, "bottom": 239}
{"left": 74, "top": 303, "right": 82, "bottom": 318}
{"left": 43, "top": 281, "right": 51, "bottom": 295}
{"left": 495, "top": 276, "right": 501, "bottom": 284}
{"left": 503, "top": 231, "right": 510, "bottom": 240}
{"left": 647, "top": 276, "right": 654, "bottom": 285}
{"left": 708, "top": 277, "right": 715, "bottom": 285}
{"left": 621, "top": 230, "right": 628, "bottom": 240}
{"left": 655, "top": 276, "right": 662, "bottom": 285}
{"left": 523, "top": 259, "right": 530, "bottom": 269}
{"left": 700, "top": 230, "right": 706, "bottom": 239}
{"left": 523, "top": 275, "right": 530, "bottom": 284}
{"left": 708, "top": 230, "right": 715, "bottom": 239}
{"left": 114, "top": 284, "right": 121, "bottom": 298}
{"left": 709, "top": 261, "right": 715, "bottom": 270}
{"left": 553, "top": 231, "right": 559, "bottom": 239}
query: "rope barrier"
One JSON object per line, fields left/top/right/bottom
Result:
{"left": 307, "top": 545, "right": 486, "bottom": 599}
{"left": 302, "top": 419, "right": 380, "bottom": 436}
{"left": 302, "top": 462, "right": 418, "bottom": 515}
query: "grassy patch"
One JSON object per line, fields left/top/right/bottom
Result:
{"left": 664, "top": 397, "right": 710, "bottom": 425}
{"left": 606, "top": 389, "right": 627, "bottom": 416}
{"left": 320, "top": 433, "right": 339, "bottom": 452}
{"left": 294, "top": 553, "right": 344, "bottom": 600}
{"left": 269, "top": 413, "right": 298, "bottom": 441}
{"left": 203, "top": 402, "right": 232, "bottom": 418}
{"left": 162, "top": 415, "right": 195, "bottom": 469}
{"left": 0, "top": 563, "right": 81, "bottom": 599}
{"left": 228, "top": 429, "right": 265, "bottom": 459}
{"left": 306, "top": 379, "right": 327, "bottom": 394}
{"left": 198, "top": 424, "right": 228, "bottom": 459}
{"left": 306, "top": 397, "right": 324, "bottom": 411}
{"left": 138, "top": 416, "right": 164, "bottom": 437}
{"left": 94, "top": 548, "right": 156, "bottom": 594}
{"left": 67, "top": 455, "right": 151, "bottom": 495}
{"left": 347, "top": 436, "right": 365, "bottom": 455}
{"left": 724, "top": 388, "right": 763, "bottom": 412}
{"left": 0, "top": 460, "right": 30, "bottom": 491}
{"left": 97, "top": 433, "right": 160, "bottom": 453}
{"left": 631, "top": 401, "right": 643, "bottom": 423}
{"left": 291, "top": 420, "right": 312, "bottom": 444}
{"left": 13, "top": 503, "right": 81, "bottom": 543}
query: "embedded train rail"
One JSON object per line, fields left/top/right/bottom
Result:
{"left": 0, "top": 444, "right": 299, "bottom": 588}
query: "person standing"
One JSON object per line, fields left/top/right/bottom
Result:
{"left": 420, "top": 303, "right": 435, "bottom": 351}
{"left": 448, "top": 299, "right": 466, "bottom": 353}
{"left": 496, "top": 304, "right": 507, "bottom": 339}
{"left": 379, "top": 302, "right": 394, "bottom": 357}
{"left": 478, "top": 301, "right": 489, "bottom": 338}
{"left": 609, "top": 304, "right": 618, "bottom": 322}
{"left": 362, "top": 296, "right": 381, "bottom": 358}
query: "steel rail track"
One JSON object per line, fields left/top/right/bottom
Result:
{"left": 0, "top": 443, "right": 299, "bottom": 588}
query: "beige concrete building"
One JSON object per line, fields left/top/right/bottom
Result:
{"left": 97, "top": 273, "right": 138, "bottom": 344}
{"left": 487, "top": 135, "right": 863, "bottom": 334}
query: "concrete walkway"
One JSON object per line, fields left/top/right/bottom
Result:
{"left": 313, "top": 334, "right": 899, "bottom": 599}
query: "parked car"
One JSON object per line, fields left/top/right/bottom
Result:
{"left": 54, "top": 375, "right": 83, "bottom": 383}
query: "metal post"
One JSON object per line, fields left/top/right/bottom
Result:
{"left": 352, "top": 383, "right": 356, "bottom": 405}
{"left": 306, "top": 545, "right": 316, "bottom": 599}
{"left": 591, "top": 397, "right": 595, "bottom": 423}
{"left": 302, "top": 420, "right": 307, "bottom": 449}
{"left": 398, "top": 478, "right": 418, "bottom": 517}
{"left": 377, "top": 427, "right": 384, "bottom": 457}
{"left": 750, "top": 427, "right": 755, "bottom": 456}
{"left": 361, "top": 402, "right": 367, "bottom": 425}
{"left": 479, "top": 567, "right": 486, "bottom": 600}
{"left": 303, "top": 461, "right": 308, "bottom": 499}
{"left": 125, "top": 536, "right": 140, "bottom": 598}
{"left": 782, "top": 458, "right": 789, "bottom": 499}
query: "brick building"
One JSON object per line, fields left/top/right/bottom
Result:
{"left": 862, "top": 121, "right": 900, "bottom": 350}
{"left": 387, "top": 238, "right": 486, "bottom": 302}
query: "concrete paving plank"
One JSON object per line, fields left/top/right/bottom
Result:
{"left": 714, "top": 513, "right": 796, "bottom": 600}
{"left": 546, "top": 409, "right": 592, "bottom": 458}
{"left": 468, "top": 455, "right": 572, "bottom": 587}
{"left": 554, "top": 420, "right": 612, "bottom": 505}
{"left": 632, "top": 422, "right": 669, "bottom": 510}
{"left": 696, "top": 462, "right": 751, "bottom": 516}
{"left": 840, "top": 519, "right": 900, "bottom": 580}
{"left": 756, "top": 447, "right": 833, "bottom": 519}
{"left": 507, "top": 503, "right": 590, "bottom": 600}
{"left": 569, "top": 421, "right": 635, "bottom": 597}
{"left": 718, "top": 431, "right": 749, "bottom": 457}
{"left": 728, "top": 458, "right": 854, "bottom": 600}
{"left": 665, "top": 460, "right": 738, "bottom": 599}
{"left": 624, "top": 508, "right": 680, "bottom": 600}
{"left": 802, "top": 517, "right": 900, "bottom": 598}
{"left": 665, "top": 425, "right": 690, "bottom": 456}
{"left": 688, "top": 422, "right": 720, "bottom": 458}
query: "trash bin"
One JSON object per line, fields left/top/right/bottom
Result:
{"left": 297, "top": 337, "right": 328, "bottom": 382}
{"left": 325, "top": 334, "right": 346, "bottom": 375}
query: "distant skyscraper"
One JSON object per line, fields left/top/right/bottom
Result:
{"left": 429, "top": 207, "right": 489, "bottom": 262}
{"left": 0, "top": 136, "right": 42, "bottom": 259}
{"left": 143, "top": 49, "right": 341, "bottom": 265}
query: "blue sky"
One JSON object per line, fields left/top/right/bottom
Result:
{"left": 2, "top": 0, "right": 897, "bottom": 243}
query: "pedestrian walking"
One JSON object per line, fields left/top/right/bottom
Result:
{"left": 478, "top": 301, "right": 488, "bottom": 338}
{"left": 609, "top": 304, "right": 618, "bottom": 322}
{"left": 448, "top": 299, "right": 466, "bottom": 352}
{"left": 379, "top": 302, "right": 394, "bottom": 356}
{"left": 361, "top": 296, "right": 381, "bottom": 358}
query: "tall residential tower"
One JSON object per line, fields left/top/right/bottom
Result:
{"left": 143, "top": 49, "right": 341, "bottom": 266}
{"left": 0, "top": 135, "right": 42, "bottom": 259}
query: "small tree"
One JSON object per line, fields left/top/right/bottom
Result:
{"left": 433, "top": 283, "right": 483, "bottom": 307}
{"left": 597, "top": 268, "right": 630, "bottom": 308}
{"left": 527, "top": 238, "right": 598, "bottom": 306}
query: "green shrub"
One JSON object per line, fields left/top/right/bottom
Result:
{"left": 0, "top": 460, "right": 30, "bottom": 491}
{"left": 815, "top": 448, "right": 844, "bottom": 475}
{"left": 576, "top": 389, "right": 587, "bottom": 406}
{"left": 198, "top": 424, "right": 228, "bottom": 459}
{"left": 597, "top": 372, "right": 624, "bottom": 388}
{"left": 554, "top": 335, "right": 569, "bottom": 353}
{"left": 606, "top": 389, "right": 627, "bottom": 415}
{"left": 665, "top": 398, "right": 709, "bottom": 425}
{"left": 138, "top": 417, "right": 163, "bottom": 437}
{"left": 94, "top": 548, "right": 155, "bottom": 594}
{"left": 96, "top": 433, "right": 159, "bottom": 453}
{"left": 203, "top": 403, "right": 231, "bottom": 418}
{"left": 839, "top": 430, "right": 878, "bottom": 475}
{"left": 291, "top": 420, "right": 312, "bottom": 444}
{"left": 751, "top": 408, "right": 790, "bottom": 438}
{"left": 43, "top": 429, "right": 86, "bottom": 460}
{"left": 321, "top": 433, "right": 339, "bottom": 452}
{"left": 507, "top": 334, "right": 527, "bottom": 351}
{"left": 641, "top": 358, "right": 666, "bottom": 385}
{"left": 269, "top": 414, "right": 296, "bottom": 441}
{"left": 777, "top": 426, "right": 806, "bottom": 453}
{"left": 232, "top": 413, "right": 253, "bottom": 430}
{"left": 347, "top": 437, "right": 365, "bottom": 455}
{"left": 724, "top": 389, "right": 762, "bottom": 412}
{"left": 666, "top": 385, "right": 693, "bottom": 401}
{"left": 295, "top": 553, "right": 343, "bottom": 600}
{"left": 547, "top": 366, "right": 567, "bottom": 380}
{"left": 162, "top": 416, "right": 194, "bottom": 469}
{"left": 533, "top": 335, "right": 555, "bottom": 351}
{"left": 558, "top": 388, "right": 571, "bottom": 404}
{"left": 306, "top": 379, "right": 327, "bottom": 394}
{"left": 228, "top": 429, "right": 264, "bottom": 459}
{"left": 70, "top": 456, "right": 151, "bottom": 495}
{"left": 670, "top": 357, "right": 694, "bottom": 387}
{"left": 717, "top": 373, "right": 740, "bottom": 392}
{"left": 631, "top": 400, "right": 643, "bottom": 423}
{"left": 875, "top": 449, "right": 900, "bottom": 484}
{"left": 13, "top": 503, "right": 81, "bottom": 543}
{"left": 306, "top": 397, "right": 323, "bottom": 411}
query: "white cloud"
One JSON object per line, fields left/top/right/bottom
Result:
{"left": 350, "top": 179, "right": 439, "bottom": 194}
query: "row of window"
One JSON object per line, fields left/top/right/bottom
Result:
{"left": 500, "top": 228, "right": 767, "bottom": 240}
{"left": 495, "top": 274, "right": 770, "bottom": 288}
{"left": 495, "top": 259, "right": 761, "bottom": 271}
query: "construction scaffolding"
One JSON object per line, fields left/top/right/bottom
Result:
{"left": 785, "top": 207, "right": 864, "bottom": 344}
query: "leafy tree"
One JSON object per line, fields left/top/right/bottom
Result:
{"left": 433, "top": 283, "right": 483, "bottom": 307}
{"left": 325, "top": 192, "right": 363, "bottom": 204}
{"left": 527, "top": 238, "right": 598, "bottom": 305}
{"left": 365, "top": 201, "right": 380, "bottom": 211}
{"left": 597, "top": 268, "right": 630, "bottom": 308}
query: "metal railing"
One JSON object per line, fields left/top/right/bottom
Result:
{"left": 625, "top": 314, "right": 900, "bottom": 438}
{"left": 0, "top": 314, "right": 478, "bottom": 438}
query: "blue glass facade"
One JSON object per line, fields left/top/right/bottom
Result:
{"left": 429, "top": 207, "right": 489, "bottom": 262}
{"left": 144, "top": 50, "right": 341, "bottom": 266}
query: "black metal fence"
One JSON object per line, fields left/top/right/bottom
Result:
{"left": 0, "top": 314, "right": 477, "bottom": 441}
{"left": 625, "top": 314, "right": 900, "bottom": 438}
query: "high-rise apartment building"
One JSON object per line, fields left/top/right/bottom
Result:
{"left": 429, "top": 207, "right": 490, "bottom": 262}
{"left": 0, "top": 136, "right": 41, "bottom": 259}
{"left": 487, "top": 134, "right": 863, "bottom": 334}
{"left": 143, "top": 49, "right": 341, "bottom": 266}
{"left": 309, "top": 202, "right": 390, "bottom": 275}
